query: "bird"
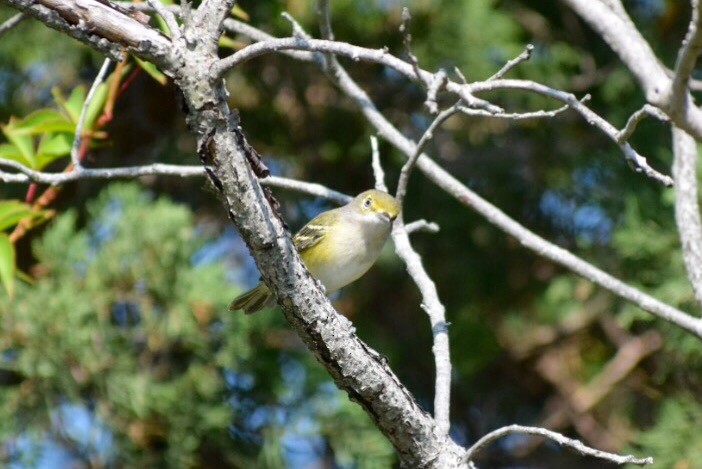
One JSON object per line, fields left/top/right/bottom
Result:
{"left": 229, "top": 189, "right": 400, "bottom": 314}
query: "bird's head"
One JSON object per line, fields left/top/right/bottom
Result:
{"left": 352, "top": 189, "right": 400, "bottom": 223}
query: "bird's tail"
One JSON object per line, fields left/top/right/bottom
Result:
{"left": 229, "top": 283, "right": 274, "bottom": 314}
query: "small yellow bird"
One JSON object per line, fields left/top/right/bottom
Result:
{"left": 229, "top": 189, "right": 400, "bottom": 314}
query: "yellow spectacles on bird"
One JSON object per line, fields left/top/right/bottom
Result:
{"left": 229, "top": 189, "right": 400, "bottom": 314}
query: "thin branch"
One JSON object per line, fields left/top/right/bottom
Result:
{"left": 263, "top": 175, "right": 351, "bottom": 205}
{"left": 217, "top": 13, "right": 702, "bottom": 338}
{"left": 458, "top": 102, "right": 572, "bottom": 120}
{"left": 405, "top": 219, "right": 440, "bottom": 234}
{"left": 668, "top": 0, "right": 702, "bottom": 112}
{"left": 71, "top": 58, "right": 112, "bottom": 170}
{"left": 0, "top": 12, "right": 25, "bottom": 38}
{"left": 370, "top": 136, "right": 388, "bottom": 192}
{"left": 213, "top": 37, "right": 670, "bottom": 184}
{"left": 463, "top": 425, "right": 653, "bottom": 466}
{"left": 472, "top": 79, "right": 674, "bottom": 186}
{"left": 425, "top": 69, "right": 447, "bottom": 115}
{"left": 0, "top": 158, "right": 352, "bottom": 203}
{"left": 314, "top": 0, "right": 455, "bottom": 434}
{"left": 145, "top": 0, "right": 181, "bottom": 39}
{"left": 672, "top": 127, "right": 702, "bottom": 308}
{"left": 316, "top": 0, "right": 334, "bottom": 41}
{"left": 616, "top": 104, "right": 669, "bottom": 143}
{"left": 211, "top": 36, "right": 501, "bottom": 112}
{"left": 270, "top": 22, "right": 701, "bottom": 338}
{"left": 369, "top": 146, "right": 454, "bottom": 435}
{"left": 0, "top": 158, "right": 204, "bottom": 183}
{"left": 391, "top": 216, "right": 453, "bottom": 436}
{"left": 399, "top": 7, "right": 426, "bottom": 88}
{"left": 488, "top": 43, "right": 534, "bottom": 81}
{"left": 396, "top": 102, "right": 461, "bottom": 206}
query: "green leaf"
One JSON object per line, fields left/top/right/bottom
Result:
{"left": 135, "top": 57, "right": 168, "bottom": 86}
{"left": 0, "top": 200, "right": 38, "bottom": 231}
{"left": 219, "top": 36, "right": 246, "bottom": 50}
{"left": 152, "top": 0, "right": 175, "bottom": 35}
{"left": 37, "top": 132, "right": 72, "bottom": 157}
{"left": 54, "top": 86, "right": 86, "bottom": 123}
{"left": 6, "top": 109, "right": 74, "bottom": 135}
{"left": 231, "top": 5, "right": 250, "bottom": 21}
{"left": 1, "top": 123, "right": 35, "bottom": 167}
{"left": 0, "top": 233, "right": 16, "bottom": 298}
{"left": 0, "top": 143, "right": 32, "bottom": 167}
{"left": 35, "top": 133, "right": 72, "bottom": 169}
{"left": 84, "top": 82, "right": 109, "bottom": 131}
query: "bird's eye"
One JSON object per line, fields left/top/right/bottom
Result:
{"left": 363, "top": 198, "right": 372, "bottom": 209}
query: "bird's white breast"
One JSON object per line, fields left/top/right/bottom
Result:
{"left": 309, "top": 214, "right": 391, "bottom": 293}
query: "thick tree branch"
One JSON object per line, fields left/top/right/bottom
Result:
{"left": 0, "top": 1, "right": 670, "bottom": 465}
{"left": 1, "top": 0, "right": 172, "bottom": 66}
{"left": 145, "top": 0, "right": 180, "bottom": 39}
{"left": 672, "top": 127, "right": 702, "bottom": 308}
{"left": 1, "top": 1, "right": 468, "bottom": 465}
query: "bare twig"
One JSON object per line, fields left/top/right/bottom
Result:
{"left": 463, "top": 425, "right": 653, "bottom": 466}
{"left": 0, "top": 158, "right": 204, "bottom": 183}
{"left": 0, "top": 157, "right": 351, "bottom": 203}
{"left": 425, "top": 69, "right": 447, "bottom": 114}
{"left": 458, "top": 102, "right": 571, "bottom": 120}
{"left": 616, "top": 104, "right": 669, "bottom": 143}
{"left": 0, "top": 12, "right": 25, "bottom": 38}
{"left": 369, "top": 145, "right": 454, "bottom": 435}
{"left": 405, "top": 219, "right": 440, "bottom": 234}
{"left": 71, "top": 58, "right": 112, "bottom": 170}
{"left": 399, "top": 7, "right": 426, "bottom": 87}
{"left": 213, "top": 37, "right": 670, "bottom": 184}
{"left": 472, "top": 79, "right": 673, "bottom": 186}
{"left": 396, "top": 102, "right": 461, "bottom": 206}
{"left": 263, "top": 176, "right": 351, "bottom": 205}
{"left": 488, "top": 44, "right": 534, "bottom": 81}
{"left": 370, "top": 136, "right": 388, "bottom": 192}
{"left": 145, "top": 0, "right": 181, "bottom": 39}
{"left": 672, "top": 127, "right": 702, "bottom": 308}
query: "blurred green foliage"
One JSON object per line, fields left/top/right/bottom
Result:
{"left": 0, "top": 184, "right": 391, "bottom": 467}
{"left": 1, "top": 0, "right": 701, "bottom": 467}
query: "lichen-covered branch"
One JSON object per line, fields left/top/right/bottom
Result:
{"left": 0, "top": 0, "right": 467, "bottom": 465}
{"left": 672, "top": 127, "right": 702, "bottom": 308}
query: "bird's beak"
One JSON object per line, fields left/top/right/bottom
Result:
{"left": 381, "top": 211, "right": 397, "bottom": 222}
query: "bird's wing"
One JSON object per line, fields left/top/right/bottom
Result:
{"left": 293, "top": 210, "right": 337, "bottom": 253}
